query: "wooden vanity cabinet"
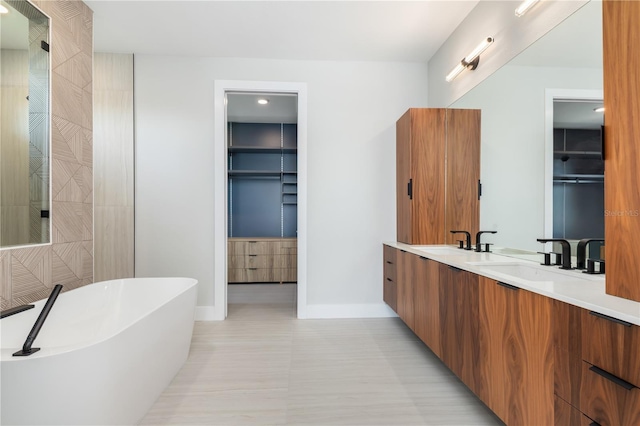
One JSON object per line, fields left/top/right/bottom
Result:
{"left": 439, "top": 264, "right": 480, "bottom": 394}
{"left": 396, "top": 250, "right": 415, "bottom": 331}
{"left": 552, "top": 299, "right": 640, "bottom": 426}
{"left": 382, "top": 245, "right": 397, "bottom": 312}
{"left": 603, "top": 0, "right": 640, "bottom": 303}
{"left": 413, "top": 256, "right": 441, "bottom": 358}
{"left": 396, "top": 108, "right": 480, "bottom": 245}
{"left": 478, "top": 276, "right": 554, "bottom": 426}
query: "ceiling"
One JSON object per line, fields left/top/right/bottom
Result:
{"left": 85, "top": 1, "right": 479, "bottom": 63}
{"left": 554, "top": 101, "right": 604, "bottom": 130}
{"left": 227, "top": 92, "right": 298, "bottom": 123}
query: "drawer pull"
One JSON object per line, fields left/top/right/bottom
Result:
{"left": 497, "top": 281, "right": 519, "bottom": 291}
{"left": 589, "top": 365, "right": 636, "bottom": 391}
{"left": 248, "top": 254, "right": 257, "bottom": 257}
{"left": 386, "top": 278, "right": 393, "bottom": 282}
{"left": 589, "top": 311, "right": 633, "bottom": 327}
{"left": 248, "top": 268, "right": 258, "bottom": 271}
{"left": 385, "top": 261, "right": 393, "bottom": 264}
{"left": 589, "top": 422, "right": 601, "bottom": 426}
{"left": 248, "top": 241, "right": 258, "bottom": 243}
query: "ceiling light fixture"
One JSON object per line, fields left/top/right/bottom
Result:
{"left": 257, "top": 99, "right": 269, "bottom": 105}
{"left": 594, "top": 107, "right": 605, "bottom": 113}
{"left": 0, "top": 5, "right": 9, "bottom": 14}
{"left": 445, "top": 37, "right": 494, "bottom": 82}
{"left": 515, "top": 0, "right": 540, "bottom": 17}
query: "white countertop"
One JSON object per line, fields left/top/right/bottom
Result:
{"left": 387, "top": 242, "right": 640, "bottom": 327}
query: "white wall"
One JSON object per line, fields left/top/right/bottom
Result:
{"left": 452, "top": 65, "right": 602, "bottom": 252}
{"left": 134, "top": 56, "right": 428, "bottom": 312}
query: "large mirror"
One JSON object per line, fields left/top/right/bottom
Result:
{"left": 0, "top": 0, "right": 50, "bottom": 248}
{"left": 450, "top": 0, "right": 602, "bottom": 254}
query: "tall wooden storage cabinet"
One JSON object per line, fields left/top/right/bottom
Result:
{"left": 396, "top": 108, "right": 480, "bottom": 245}
{"left": 603, "top": 0, "right": 640, "bottom": 302}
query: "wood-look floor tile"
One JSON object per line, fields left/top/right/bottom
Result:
{"left": 140, "top": 301, "right": 502, "bottom": 426}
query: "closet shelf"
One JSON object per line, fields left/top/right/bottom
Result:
{"left": 228, "top": 170, "right": 282, "bottom": 177}
{"left": 228, "top": 146, "right": 297, "bottom": 154}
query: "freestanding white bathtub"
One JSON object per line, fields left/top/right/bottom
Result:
{"left": 1, "top": 277, "right": 198, "bottom": 425}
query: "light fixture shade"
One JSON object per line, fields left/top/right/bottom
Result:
{"left": 446, "top": 37, "right": 494, "bottom": 82}
{"left": 446, "top": 63, "right": 466, "bottom": 82}
{"left": 0, "top": 5, "right": 9, "bottom": 13}
{"left": 515, "top": 0, "right": 540, "bottom": 17}
{"left": 464, "top": 37, "right": 494, "bottom": 64}
{"left": 257, "top": 99, "right": 269, "bottom": 105}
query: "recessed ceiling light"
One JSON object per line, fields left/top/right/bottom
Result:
{"left": 594, "top": 107, "right": 605, "bottom": 113}
{"left": 0, "top": 5, "right": 9, "bottom": 14}
{"left": 257, "top": 99, "right": 269, "bottom": 105}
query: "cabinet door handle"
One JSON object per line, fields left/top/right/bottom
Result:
{"left": 408, "top": 179, "right": 413, "bottom": 200}
{"left": 497, "top": 281, "right": 519, "bottom": 291}
{"left": 588, "top": 365, "right": 636, "bottom": 391}
{"left": 386, "top": 278, "right": 393, "bottom": 282}
{"left": 589, "top": 311, "right": 632, "bottom": 327}
{"left": 448, "top": 265, "right": 462, "bottom": 272}
{"left": 478, "top": 180, "right": 482, "bottom": 200}
{"left": 385, "top": 261, "right": 393, "bottom": 265}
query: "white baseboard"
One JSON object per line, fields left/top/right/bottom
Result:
{"left": 304, "top": 303, "right": 398, "bottom": 319}
{"left": 194, "top": 306, "right": 217, "bottom": 321}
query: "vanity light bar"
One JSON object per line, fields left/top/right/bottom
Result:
{"left": 0, "top": 5, "right": 9, "bottom": 14}
{"left": 515, "top": 0, "right": 540, "bottom": 17}
{"left": 445, "top": 37, "right": 494, "bottom": 82}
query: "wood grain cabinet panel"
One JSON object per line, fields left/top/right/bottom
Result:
{"left": 227, "top": 238, "right": 297, "bottom": 283}
{"left": 396, "top": 250, "right": 415, "bottom": 331}
{"left": 383, "top": 245, "right": 398, "bottom": 312}
{"left": 478, "top": 277, "right": 554, "bottom": 426}
{"left": 581, "top": 309, "right": 640, "bottom": 388}
{"left": 580, "top": 361, "right": 640, "bottom": 426}
{"left": 603, "top": 0, "right": 640, "bottom": 303}
{"left": 444, "top": 109, "right": 481, "bottom": 245}
{"left": 439, "top": 264, "right": 480, "bottom": 394}
{"left": 396, "top": 108, "right": 480, "bottom": 245}
{"left": 555, "top": 395, "right": 595, "bottom": 426}
{"left": 413, "top": 256, "right": 441, "bottom": 358}
{"left": 553, "top": 300, "right": 584, "bottom": 407}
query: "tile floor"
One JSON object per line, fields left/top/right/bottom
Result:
{"left": 140, "top": 284, "right": 502, "bottom": 425}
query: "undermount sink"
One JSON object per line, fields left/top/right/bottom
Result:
{"left": 411, "top": 246, "right": 469, "bottom": 255}
{"left": 479, "top": 263, "right": 582, "bottom": 282}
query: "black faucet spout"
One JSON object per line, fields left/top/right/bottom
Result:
{"left": 13, "top": 284, "right": 63, "bottom": 357}
{"left": 576, "top": 238, "right": 604, "bottom": 269}
{"left": 537, "top": 239, "right": 572, "bottom": 270}
{"left": 475, "top": 231, "right": 497, "bottom": 252}
{"left": 451, "top": 230, "right": 472, "bottom": 250}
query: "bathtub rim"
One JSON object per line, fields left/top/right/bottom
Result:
{"left": 0, "top": 276, "right": 198, "bottom": 362}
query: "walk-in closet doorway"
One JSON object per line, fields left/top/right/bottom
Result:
{"left": 213, "top": 81, "right": 308, "bottom": 320}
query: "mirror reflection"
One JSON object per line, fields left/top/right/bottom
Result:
{"left": 450, "top": 0, "right": 602, "bottom": 253}
{"left": 0, "top": 0, "right": 50, "bottom": 248}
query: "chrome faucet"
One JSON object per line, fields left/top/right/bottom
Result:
{"left": 451, "top": 230, "right": 472, "bottom": 250}
{"left": 537, "top": 238, "right": 572, "bottom": 270}
{"left": 475, "top": 231, "right": 497, "bottom": 252}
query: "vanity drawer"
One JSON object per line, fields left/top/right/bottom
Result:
{"left": 383, "top": 245, "right": 397, "bottom": 279}
{"left": 555, "top": 395, "right": 596, "bottom": 426}
{"left": 228, "top": 268, "right": 272, "bottom": 283}
{"left": 581, "top": 309, "right": 640, "bottom": 387}
{"left": 580, "top": 361, "right": 640, "bottom": 426}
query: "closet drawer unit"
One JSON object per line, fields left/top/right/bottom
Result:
{"left": 279, "top": 268, "right": 297, "bottom": 282}
{"left": 581, "top": 310, "right": 640, "bottom": 387}
{"left": 383, "top": 245, "right": 397, "bottom": 280}
{"left": 228, "top": 255, "right": 269, "bottom": 269}
{"left": 580, "top": 361, "right": 640, "bottom": 426}
{"left": 228, "top": 240, "right": 273, "bottom": 256}
{"left": 555, "top": 395, "right": 596, "bottom": 426}
{"left": 228, "top": 268, "right": 273, "bottom": 283}
{"left": 279, "top": 239, "right": 297, "bottom": 253}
